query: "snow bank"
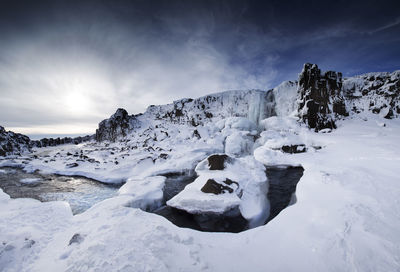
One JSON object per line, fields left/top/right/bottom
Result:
{"left": 118, "top": 176, "right": 166, "bottom": 211}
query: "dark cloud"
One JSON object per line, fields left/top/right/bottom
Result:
{"left": 1, "top": 0, "right": 399, "bottom": 135}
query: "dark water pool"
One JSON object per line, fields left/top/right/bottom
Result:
{"left": 265, "top": 166, "right": 304, "bottom": 222}
{"left": 152, "top": 166, "right": 304, "bottom": 233}
{"left": 0, "top": 167, "right": 120, "bottom": 214}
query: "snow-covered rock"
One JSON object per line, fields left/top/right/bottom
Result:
{"left": 118, "top": 176, "right": 166, "bottom": 211}
{"left": 343, "top": 70, "right": 400, "bottom": 118}
{"left": 95, "top": 108, "right": 137, "bottom": 142}
{"left": 167, "top": 154, "right": 269, "bottom": 227}
{"left": 272, "top": 80, "right": 298, "bottom": 117}
{"left": 0, "top": 126, "right": 31, "bottom": 156}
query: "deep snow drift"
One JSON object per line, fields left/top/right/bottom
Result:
{"left": 1, "top": 63, "right": 400, "bottom": 271}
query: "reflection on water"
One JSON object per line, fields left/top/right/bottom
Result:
{"left": 0, "top": 167, "right": 120, "bottom": 214}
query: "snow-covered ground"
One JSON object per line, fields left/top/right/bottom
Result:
{"left": 1, "top": 113, "right": 399, "bottom": 271}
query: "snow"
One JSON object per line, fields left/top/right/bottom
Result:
{"left": 118, "top": 176, "right": 166, "bottom": 211}
{"left": 224, "top": 131, "right": 254, "bottom": 157}
{"left": 272, "top": 80, "right": 298, "bottom": 117}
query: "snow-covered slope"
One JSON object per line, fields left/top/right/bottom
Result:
{"left": 343, "top": 70, "right": 400, "bottom": 118}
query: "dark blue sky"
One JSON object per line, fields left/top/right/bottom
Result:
{"left": 1, "top": 0, "right": 399, "bottom": 135}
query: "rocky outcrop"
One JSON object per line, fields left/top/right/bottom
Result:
{"left": 343, "top": 71, "right": 400, "bottom": 118}
{"left": 31, "top": 135, "right": 93, "bottom": 148}
{"left": 95, "top": 108, "right": 136, "bottom": 142}
{"left": 145, "top": 89, "right": 276, "bottom": 127}
{"left": 0, "top": 126, "right": 31, "bottom": 156}
{"left": 298, "top": 63, "right": 348, "bottom": 131}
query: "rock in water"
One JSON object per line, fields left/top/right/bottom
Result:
{"left": 298, "top": 63, "right": 348, "bottom": 131}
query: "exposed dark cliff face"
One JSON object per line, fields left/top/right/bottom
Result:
{"left": 298, "top": 63, "right": 348, "bottom": 131}
{"left": 0, "top": 126, "right": 31, "bottom": 156}
{"left": 95, "top": 108, "right": 134, "bottom": 142}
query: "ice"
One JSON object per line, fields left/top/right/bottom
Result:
{"left": 19, "top": 178, "right": 42, "bottom": 184}
{"left": 224, "top": 131, "right": 254, "bottom": 157}
{"left": 272, "top": 80, "right": 298, "bottom": 117}
{"left": 118, "top": 176, "right": 166, "bottom": 211}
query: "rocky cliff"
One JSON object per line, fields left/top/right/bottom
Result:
{"left": 95, "top": 90, "right": 277, "bottom": 142}
{"left": 0, "top": 126, "right": 31, "bottom": 156}
{"left": 343, "top": 70, "right": 400, "bottom": 118}
{"left": 94, "top": 63, "right": 400, "bottom": 141}
{"left": 297, "top": 63, "right": 348, "bottom": 131}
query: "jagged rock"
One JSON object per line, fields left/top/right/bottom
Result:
{"left": 0, "top": 126, "right": 31, "bottom": 156}
{"left": 298, "top": 63, "right": 348, "bottom": 131}
{"left": 95, "top": 108, "right": 136, "bottom": 142}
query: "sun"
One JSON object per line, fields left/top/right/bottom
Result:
{"left": 64, "top": 91, "right": 90, "bottom": 115}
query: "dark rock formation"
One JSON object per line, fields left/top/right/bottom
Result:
{"left": 298, "top": 63, "right": 348, "bottom": 131}
{"left": 0, "top": 126, "right": 31, "bottom": 156}
{"left": 207, "top": 154, "right": 231, "bottom": 170}
{"left": 95, "top": 108, "right": 136, "bottom": 142}
{"left": 201, "top": 179, "right": 234, "bottom": 194}
{"left": 281, "top": 144, "right": 307, "bottom": 154}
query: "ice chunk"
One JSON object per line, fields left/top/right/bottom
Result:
{"left": 19, "top": 178, "right": 42, "bottom": 185}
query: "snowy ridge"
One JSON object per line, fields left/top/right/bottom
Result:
{"left": 343, "top": 70, "right": 400, "bottom": 118}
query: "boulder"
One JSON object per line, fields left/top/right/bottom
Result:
{"left": 207, "top": 154, "right": 230, "bottom": 170}
{"left": 201, "top": 178, "right": 235, "bottom": 194}
{"left": 95, "top": 108, "right": 134, "bottom": 142}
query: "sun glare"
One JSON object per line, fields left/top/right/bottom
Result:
{"left": 65, "top": 91, "right": 89, "bottom": 115}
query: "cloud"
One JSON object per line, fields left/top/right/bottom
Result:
{"left": 0, "top": 8, "right": 278, "bottom": 136}
{"left": 1, "top": 0, "right": 399, "bottom": 136}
